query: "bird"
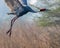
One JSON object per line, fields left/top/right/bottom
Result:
{"left": 5, "top": 0, "right": 48, "bottom": 36}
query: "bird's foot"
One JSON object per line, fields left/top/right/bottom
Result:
{"left": 6, "top": 29, "right": 12, "bottom": 37}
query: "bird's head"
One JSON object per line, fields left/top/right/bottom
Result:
{"left": 40, "top": 8, "right": 50, "bottom": 12}
{"left": 30, "top": 5, "right": 50, "bottom": 13}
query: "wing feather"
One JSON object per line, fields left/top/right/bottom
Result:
{"left": 5, "top": 0, "right": 22, "bottom": 11}
{"left": 20, "top": 0, "right": 27, "bottom": 6}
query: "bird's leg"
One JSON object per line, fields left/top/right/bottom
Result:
{"left": 6, "top": 16, "right": 18, "bottom": 36}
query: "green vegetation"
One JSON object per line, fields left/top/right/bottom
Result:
{"left": 36, "top": 7, "right": 60, "bottom": 26}
{"left": 36, "top": 16, "right": 54, "bottom": 26}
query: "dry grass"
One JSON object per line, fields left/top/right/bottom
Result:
{"left": 0, "top": 21, "right": 60, "bottom": 48}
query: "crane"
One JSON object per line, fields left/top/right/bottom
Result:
{"left": 5, "top": 0, "right": 48, "bottom": 36}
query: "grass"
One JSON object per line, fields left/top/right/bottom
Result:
{"left": 36, "top": 16, "right": 54, "bottom": 26}
{"left": 35, "top": 7, "right": 60, "bottom": 27}
{"left": 0, "top": 22, "right": 60, "bottom": 48}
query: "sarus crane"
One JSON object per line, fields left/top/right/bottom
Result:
{"left": 5, "top": 0, "right": 48, "bottom": 36}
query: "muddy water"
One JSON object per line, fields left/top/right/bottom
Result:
{"left": 0, "top": 17, "right": 60, "bottom": 48}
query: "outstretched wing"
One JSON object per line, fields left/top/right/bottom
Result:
{"left": 5, "top": 0, "right": 25, "bottom": 11}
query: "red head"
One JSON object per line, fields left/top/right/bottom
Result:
{"left": 40, "top": 8, "right": 46, "bottom": 11}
